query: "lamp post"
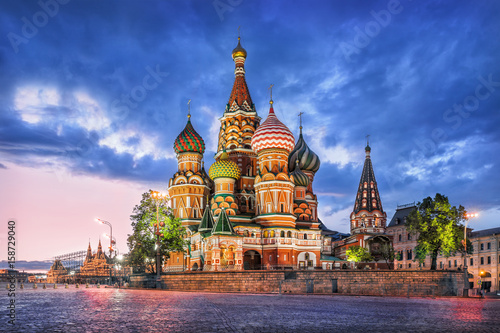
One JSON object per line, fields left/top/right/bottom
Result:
{"left": 96, "top": 218, "right": 114, "bottom": 284}
{"left": 151, "top": 191, "right": 167, "bottom": 288}
{"left": 463, "top": 212, "right": 478, "bottom": 297}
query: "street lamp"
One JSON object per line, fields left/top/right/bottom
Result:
{"left": 151, "top": 191, "right": 168, "bottom": 288}
{"left": 463, "top": 212, "right": 478, "bottom": 297}
{"left": 96, "top": 218, "right": 114, "bottom": 285}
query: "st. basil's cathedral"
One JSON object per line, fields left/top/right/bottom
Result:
{"left": 164, "top": 37, "right": 390, "bottom": 271}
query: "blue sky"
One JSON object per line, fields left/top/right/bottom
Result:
{"left": 1, "top": 0, "right": 499, "bottom": 262}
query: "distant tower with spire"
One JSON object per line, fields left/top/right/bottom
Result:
{"left": 350, "top": 138, "right": 386, "bottom": 235}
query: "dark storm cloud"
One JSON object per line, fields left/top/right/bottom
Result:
{"left": 1, "top": 0, "right": 499, "bottom": 231}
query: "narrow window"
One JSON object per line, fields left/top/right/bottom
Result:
{"left": 480, "top": 257, "right": 484, "bottom": 265}
{"left": 487, "top": 256, "right": 491, "bottom": 264}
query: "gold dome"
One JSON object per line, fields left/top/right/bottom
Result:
{"left": 232, "top": 37, "right": 247, "bottom": 59}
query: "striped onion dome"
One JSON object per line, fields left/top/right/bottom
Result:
{"left": 209, "top": 150, "right": 241, "bottom": 180}
{"left": 288, "top": 129, "right": 320, "bottom": 173}
{"left": 174, "top": 116, "right": 205, "bottom": 154}
{"left": 251, "top": 103, "right": 295, "bottom": 154}
{"left": 290, "top": 161, "right": 310, "bottom": 187}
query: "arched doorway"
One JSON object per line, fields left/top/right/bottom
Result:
{"left": 243, "top": 250, "right": 261, "bottom": 270}
{"left": 192, "top": 263, "right": 199, "bottom": 271}
{"left": 297, "top": 252, "right": 316, "bottom": 269}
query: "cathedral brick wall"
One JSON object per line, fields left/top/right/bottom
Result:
{"left": 130, "top": 270, "right": 463, "bottom": 297}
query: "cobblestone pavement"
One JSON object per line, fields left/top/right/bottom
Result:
{"left": 1, "top": 286, "right": 499, "bottom": 332}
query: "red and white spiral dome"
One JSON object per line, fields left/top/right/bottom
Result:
{"left": 251, "top": 104, "right": 295, "bottom": 154}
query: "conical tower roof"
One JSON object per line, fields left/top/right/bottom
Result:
{"left": 226, "top": 37, "right": 255, "bottom": 113}
{"left": 212, "top": 208, "right": 236, "bottom": 235}
{"left": 198, "top": 203, "right": 215, "bottom": 233}
{"left": 353, "top": 143, "right": 384, "bottom": 214}
{"left": 86, "top": 242, "right": 92, "bottom": 260}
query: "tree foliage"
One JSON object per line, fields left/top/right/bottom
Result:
{"left": 406, "top": 193, "right": 467, "bottom": 270}
{"left": 126, "top": 190, "right": 187, "bottom": 273}
{"left": 346, "top": 245, "right": 373, "bottom": 268}
{"left": 379, "top": 243, "right": 396, "bottom": 269}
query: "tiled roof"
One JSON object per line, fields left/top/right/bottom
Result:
{"left": 212, "top": 209, "right": 237, "bottom": 235}
{"left": 387, "top": 205, "right": 417, "bottom": 227}
{"left": 174, "top": 119, "right": 205, "bottom": 154}
{"left": 470, "top": 227, "right": 500, "bottom": 238}
{"left": 208, "top": 151, "right": 241, "bottom": 180}
{"left": 353, "top": 144, "right": 384, "bottom": 214}
{"left": 198, "top": 205, "right": 214, "bottom": 232}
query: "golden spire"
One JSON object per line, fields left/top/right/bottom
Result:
{"left": 298, "top": 112, "right": 304, "bottom": 134}
{"left": 269, "top": 84, "right": 274, "bottom": 105}
{"left": 187, "top": 99, "right": 191, "bottom": 120}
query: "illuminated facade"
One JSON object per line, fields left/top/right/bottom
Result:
{"left": 388, "top": 210, "right": 500, "bottom": 293}
{"left": 165, "top": 38, "right": 328, "bottom": 271}
{"left": 79, "top": 240, "right": 111, "bottom": 277}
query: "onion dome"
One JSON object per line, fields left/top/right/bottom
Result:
{"left": 208, "top": 150, "right": 241, "bottom": 180}
{"left": 232, "top": 37, "right": 247, "bottom": 59}
{"left": 288, "top": 126, "right": 320, "bottom": 173}
{"left": 251, "top": 102, "right": 295, "bottom": 154}
{"left": 174, "top": 115, "right": 205, "bottom": 154}
{"left": 290, "top": 161, "right": 310, "bottom": 187}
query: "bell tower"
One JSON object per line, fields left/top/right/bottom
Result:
{"left": 350, "top": 140, "right": 387, "bottom": 234}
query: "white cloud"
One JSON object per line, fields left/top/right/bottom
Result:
{"left": 14, "top": 86, "right": 60, "bottom": 124}
{"left": 99, "top": 129, "right": 174, "bottom": 161}
{"left": 72, "top": 91, "right": 111, "bottom": 131}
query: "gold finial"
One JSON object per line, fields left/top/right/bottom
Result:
{"left": 298, "top": 112, "right": 304, "bottom": 133}
{"left": 238, "top": 26, "right": 241, "bottom": 40}
{"left": 269, "top": 84, "right": 274, "bottom": 105}
{"left": 187, "top": 99, "right": 191, "bottom": 120}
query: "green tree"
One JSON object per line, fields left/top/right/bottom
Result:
{"left": 406, "top": 193, "right": 467, "bottom": 270}
{"left": 346, "top": 245, "right": 373, "bottom": 268}
{"left": 126, "top": 190, "right": 187, "bottom": 273}
{"left": 380, "top": 243, "right": 396, "bottom": 269}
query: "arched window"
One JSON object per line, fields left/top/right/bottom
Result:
{"left": 252, "top": 232, "right": 255, "bottom": 238}
{"left": 270, "top": 230, "right": 275, "bottom": 237}
{"left": 244, "top": 230, "right": 249, "bottom": 237}
{"left": 280, "top": 231, "right": 285, "bottom": 237}
{"left": 263, "top": 231, "right": 268, "bottom": 238}
{"left": 287, "top": 231, "right": 292, "bottom": 238}
{"left": 304, "top": 234, "right": 308, "bottom": 240}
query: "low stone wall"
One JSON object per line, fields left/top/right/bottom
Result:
{"left": 129, "top": 270, "right": 464, "bottom": 297}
